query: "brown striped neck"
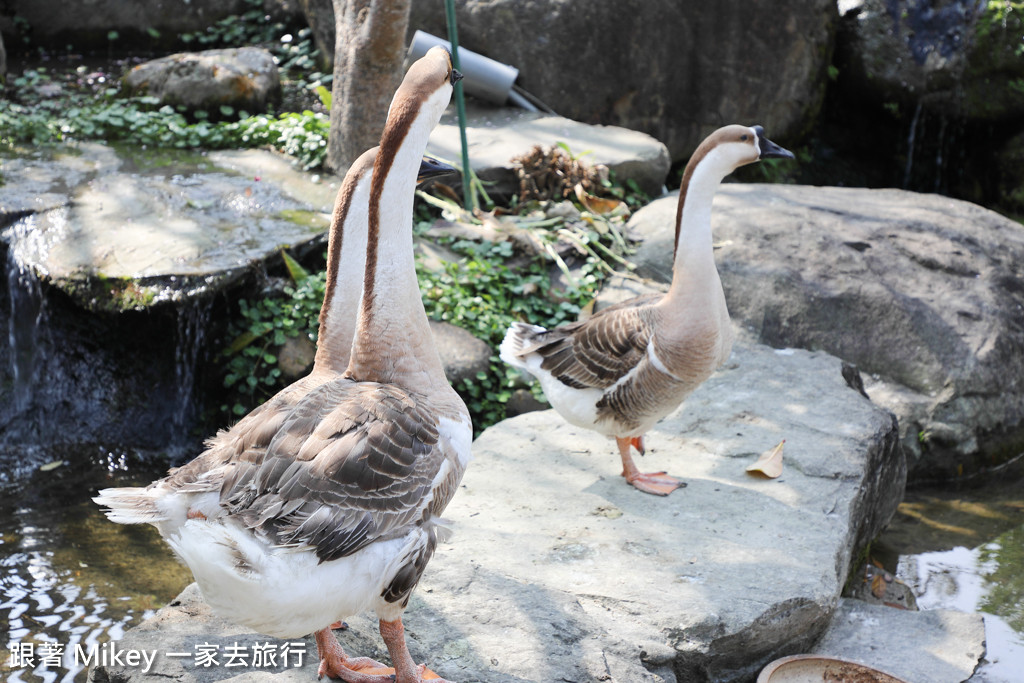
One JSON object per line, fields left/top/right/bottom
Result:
{"left": 665, "top": 125, "right": 760, "bottom": 303}
{"left": 313, "top": 147, "right": 378, "bottom": 374}
{"left": 345, "top": 50, "right": 455, "bottom": 390}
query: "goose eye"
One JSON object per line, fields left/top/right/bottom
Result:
{"left": 741, "top": 134, "right": 749, "bottom": 141}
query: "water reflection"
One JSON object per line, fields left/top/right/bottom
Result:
{"left": 882, "top": 471, "right": 1024, "bottom": 683}
{"left": 1, "top": 448, "right": 191, "bottom": 682}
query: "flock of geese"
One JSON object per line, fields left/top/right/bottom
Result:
{"left": 95, "top": 47, "right": 793, "bottom": 682}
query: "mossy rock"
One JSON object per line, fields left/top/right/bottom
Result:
{"left": 839, "top": 0, "right": 1024, "bottom": 122}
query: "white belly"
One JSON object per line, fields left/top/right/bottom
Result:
{"left": 166, "top": 519, "right": 424, "bottom": 638}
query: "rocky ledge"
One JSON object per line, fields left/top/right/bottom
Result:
{"left": 87, "top": 339, "right": 975, "bottom": 683}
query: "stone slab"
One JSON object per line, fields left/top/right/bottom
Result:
{"left": 810, "top": 598, "right": 985, "bottom": 683}
{"left": 92, "top": 339, "right": 909, "bottom": 683}
{"left": 426, "top": 102, "right": 671, "bottom": 199}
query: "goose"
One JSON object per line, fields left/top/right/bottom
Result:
{"left": 316, "top": 145, "right": 457, "bottom": 374}
{"left": 95, "top": 46, "right": 470, "bottom": 683}
{"left": 500, "top": 124, "right": 793, "bottom": 496}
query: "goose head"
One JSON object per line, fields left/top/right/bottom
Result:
{"left": 673, "top": 124, "right": 794, "bottom": 259}
{"left": 418, "top": 155, "right": 458, "bottom": 184}
{"left": 380, "top": 46, "right": 462, "bottom": 155}
{"left": 690, "top": 124, "right": 795, "bottom": 180}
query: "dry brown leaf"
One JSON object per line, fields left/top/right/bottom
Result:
{"left": 745, "top": 440, "right": 785, "bottom": 478}
{"left": 573, "top": 183, "right": 628, "bottom": 216}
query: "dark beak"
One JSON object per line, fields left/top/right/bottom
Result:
{"left": 417, "top": 156, "right": 459, "bottom": 185}
{"left": 451, "top": 68, "right": 464, "bottom": 86}
{"left": 753, "top": 125, "right": 795, "bottom": 160}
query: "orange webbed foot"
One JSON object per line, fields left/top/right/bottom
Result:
{"left": 314, "top": 627, "right": 386, "bottom": 681}
{"left": 616, "top": 436, "right": 682, "bottom": 496}
{"left": 624, "top": 470, "right": 683, "bottom": 496}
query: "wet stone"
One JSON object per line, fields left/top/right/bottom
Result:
{"left": 1, "top": 143, "right": 340, "bottom": 310}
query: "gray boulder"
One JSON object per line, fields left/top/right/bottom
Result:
{"left": 626, "top": 184, "right": 1024, "bottom": 482}
{"left": 122, "top": 48, "right": 282, "bottom": 116}
{"left": 837, "top": 0, "right": 1024, "bottom": 122}
{"left": 409, "top": 0, "right": 838, "bottom": 160}
{"left": 810, "top": 598, "right": 985, "bottom": 683}
{"left": 90, "top": 339, "right": 907, "bottom": 682}
{"left": 0, "top": 144, "right": 340, "bottom": 456}
{"left": 2, "top": 0, "right": 252, "bottom": 51}
{"left": 428, "top": 319, "right": 494, "bottom": 387}
{"left": 426, "top": 101, "right": 671, "bottom": 199}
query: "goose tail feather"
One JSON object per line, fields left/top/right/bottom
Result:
{"left": 499, "top": 322, "right": 547, "bottom": 374}
{"left": 93, "top": 487, "right": 167, "bottom": 525}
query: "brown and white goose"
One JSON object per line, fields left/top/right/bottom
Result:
{"left": 500, "top": 124, "right": 793, "bottom": 496}
{"left": 315, "top": 145, "right": 456, "bottom": 375}
{"left": 95, "top": 47, "right": 469, "bottom": 683}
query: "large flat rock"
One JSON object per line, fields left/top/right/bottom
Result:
{"left": 810, "top": 598, "right": 985, "bottom": 683}
{"left": 426, "top": 102, "right": 671, "bottom": 199}
{"left": 1, "top": 144, "right": 339, "bottom": 309}
{"left": 627, "top": 184, "right": 1024, "bottom": 482}
{"left": 91, "top": 339, "right": 908, "bottom": 683}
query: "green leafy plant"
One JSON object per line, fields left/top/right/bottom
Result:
{"left": 0, "top": 94, "right": 331, "bottom": 169}
{"left": 220, "top": 251, "right": 325, "bottom": 416}
{"left": 415, "top": 235, "right": 601, "bottom": 430}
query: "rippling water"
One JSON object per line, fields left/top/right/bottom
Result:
{"left": 876, "top": 461, "right": 1024, "bottom": 683}
{"left": 1, "top": 448, "right": 191, "bottom": 682}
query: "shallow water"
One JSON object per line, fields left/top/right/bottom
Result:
{"left": 1, "top": 448, "right": 191, "bottom": 682}
{"left": 875, "top": 461, "right": 1024, "bottom": 682}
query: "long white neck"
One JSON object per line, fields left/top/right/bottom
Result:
{"left": 665, "top": 152, "right": 729, "bottom": 304}
{"left": 346, "top": 97, "right": 449, "bottom": 391}
{"left": 312, "top": 159, "right": 374, "bottom": 374}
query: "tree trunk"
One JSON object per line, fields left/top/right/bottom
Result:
{"left": 297, "top": 0, "right": 336, "bottom": 71}
{"left": 326, "top": 0, "right": 411, "bottom": 173}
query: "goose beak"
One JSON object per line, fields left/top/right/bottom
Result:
{"left": 451, "top": 68, "right": 464, "bottom": 86}
{"left": 417, "top": 156, "right": 459, "bottom": 184}
{"left": 753, "top": 126, "right": 795, "bottom": 160}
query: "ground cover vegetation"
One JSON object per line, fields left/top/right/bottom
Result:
{"left": 0, "top": 2, "right": 648, "bottom": 432}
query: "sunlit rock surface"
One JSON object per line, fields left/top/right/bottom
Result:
{"left": 812, "top": 598, "right": 984, "bottom": 683}
{"left": 91, "top": 340, "right": 912, "bottom": 682}
{"left": 426, "top": 101, "right": 671, "bottom": 199}
{"left": 1, "top": 143, "right": 338, "bottom": 310}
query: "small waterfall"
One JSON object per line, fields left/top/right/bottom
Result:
{"left": 5, "top": 223, "right": 49, "bottom": 418}
{"left": 903, "top": 101, "right": 923, "bottom": 189}
{"left": 172, "top": 295, "right": 214, "bottom": 434}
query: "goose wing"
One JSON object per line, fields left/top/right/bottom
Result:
{"left": 210, "top": 378, "right": 450, "bottom": 563}
{"left": 527, "top": 295, "right": 661, "bottom": 390}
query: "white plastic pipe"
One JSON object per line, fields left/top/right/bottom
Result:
{"left": 408, "top": 30, "right": 534, "bottom": 111}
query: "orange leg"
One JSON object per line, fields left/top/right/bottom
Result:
{"left": 616, "top": 436, "right": 682, "bottom": 496}
{"left": 377, "top": 618, "right": 447, "bottom": 682}
{"left": 313, "top": 628, "right": 386, "bottom": 681}
{"left": 315, "top": 620, "right": 446, "bottom": 682}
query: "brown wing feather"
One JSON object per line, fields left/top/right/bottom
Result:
{"left": 532, "top": 295, "right": 661, "bottom": 390}
{"left": 185, "top": 379, "right": 447, "bottom": 564}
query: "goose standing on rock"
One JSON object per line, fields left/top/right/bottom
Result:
{"left": 500, "top": 124, "right": 793, "bottom": 496}
{"left": 95, "top": 47, "right": 470, "bottom": 683}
